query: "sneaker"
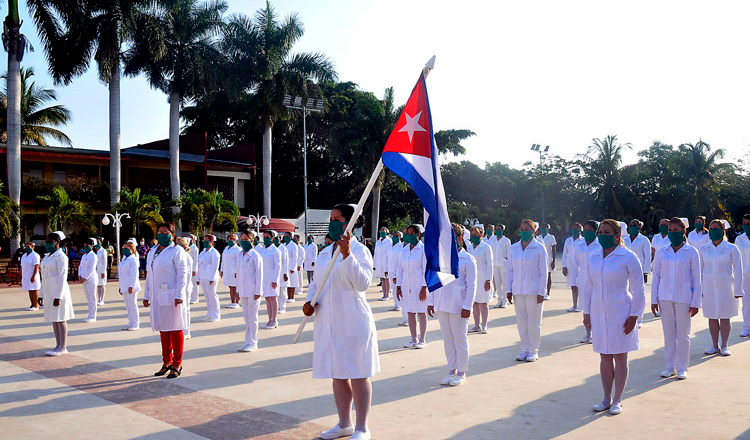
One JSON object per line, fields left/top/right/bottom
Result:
{"left": 319, "top": 424, "right": 354, "bottom": 440}
{"left": 264, "top": 322, "right": 278, "bottom": 329}
{"left": 207, "top": 318, "right": 220, "bottom": 322}
{"left": 287, "top": 298, "right": 296, "bottom": 303}
{"left": 609, "top": 402, "right": 623, "bottom": 415}
{"left": 82, "top": 317, "right": 96, "bottom": 323}
{"left": 123, "top": 327, "right": 139, "bottom": 331}
{"left": 48, "top": 349, "right": 68, "bottom": 356}
{"left": 705, "top": 347, "right": 720, "bottom": 355}
{"left": 496, "top": 300, "right": 508, "bottom": 309}
{"left": 739, "top": 329, "right": 750, "bottom": 338}
{"left": 389, "top": 307, "right": 401, "bottom": 312}
{"left": 544, "top": 294, "right": 550, "bottom": 300}
{"left": 525, "top": 353, "right": 539, "bottom": 362}
{"left": 653, "top": 311, "right": 661, "bottom": 317}
{"left": 637, "top": 322, "right": 643, "bottom": 329}
{"left": 676, "top": 370, "right": 687, "bottom": 380}
{"left": 720, "top": 347, "right": 732, "bottom": 356}
{"left": 224, "top": 304, "right": 234, "bottom": 309}
{"left": 468, "top": 326, "right": 481, "bottom": 333}
{"left": 26, "top": 307, "right": 38, "bottom": 311}
{"left": 449, "top": 375, "right": 466, "bottom": 386}
{"left": 404, "top": 341, "right": 416, "bottom": 349}
{"left": 592, "top": 401, "right": 611, "bottom": 412}
{"left": 239, "top": 344, "right": 258, "bottom": 352}
{"left": 44, "top": 350, "right": 57, "bottom": 356}
{"left": 440, "top": 374, "right": 455, "bottom": 386}
{"left": 516, "top": 352, "right": 529, "bottom": 361}
{"left": 378, "top": 297, "right": 389, "bottom": 301}
{"left": 567, "top": 307, "right": 578, "bottom": 312}
{"left": 415, "top": 341, "right": 426, "bottom": 349}
{"left": 278, "top": 308, "right": 286, "bottom": 314}
{"left": 397, "top": 320, "right": 409, "bottom": 326}
{"left": 660, "top": 369, "right": 676, "bottom": 378}
{"left": 184, "top": 334, "right": 191, "bottom": 339}
{"left": 480, "top": 326, "right": 488, "bottom": 334}
{"left": 349, "top": 431, "right": 371, "bottom": 440}
{"left": 579, "top": 335, "right": 591, "bottom": 344}
{"left": 97, "top": 301, "right": 105, "bottom": 306}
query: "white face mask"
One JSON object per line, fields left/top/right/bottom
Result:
{"left": 140, "top": 241, "right": 145, "bottom": 245}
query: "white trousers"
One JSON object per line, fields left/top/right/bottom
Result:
{"left": 514, "top": 295, "right": 544, "bottom": 354}
{"left": 659, "top": 300, "right": 691, "bottom": 371}
{"left": 438, "top": 311, "right": 469, "bottom": 373}
{"left": 742, "top": 275, "right": 750, "bottom": 330}
{"left": 83, "top": 278, "right": 98, "bottom": 319}
{"left": 241, "top": 296, "right": 261, "bottom": 347}
{"left": 278, "top": 288, "right": 287, "bottom": 311}
{"left": 201, "top": 281, "right": 221, "bottom": 320}
{"left": 122, "top": 290, "right": 139, "bottom": 329}
{"left": 298, "top": 271, "right": 304, "bottom": 294}
{"left": 493, "top": 266, "right": 506, "bottom": 296}
{"left": 97, "top": 284, "right": 106, "bottom": 303}
{"left": 190, "top": 277, "right": 199, "bottom": 303}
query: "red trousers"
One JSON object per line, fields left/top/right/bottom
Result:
{"left": 159, "top": 330, "right": 184, "bottom": 367}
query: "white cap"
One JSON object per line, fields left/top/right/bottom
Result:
{"left": 88, "top": 238, "right": 97, "bottom": 245}
{"left": 476, "top": 223, "right": 484, "bottom": 231}
{"left": 533, "top": 222, "right": 539, "bottom": 231}
{"left": 721, "top": 219, "right": 731, "bottom": 230}
{"left": 463, "top": 229, "right": 470, "bottom": 242}
{"left": 53, "top": 231, "right": 66, "bottom": 241}
{"left": 679, "top": 218, "right": 689, "bottom": 227}
{"left": 416, "top": 224, "right": 425, "bottom": 234}
{"left": 270, "top": 230, "right": 278, "bottom": 237}
{"left": 127, "top": 238, "right": 138, "bottom": 245}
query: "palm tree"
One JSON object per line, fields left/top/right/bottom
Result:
{"left": 0, "top": 67, "right": 72, "bottom": 146}
{"left": 203, "top": 189, "right": 238, "bottom": 233}
{"left": 36, "top": 186, "right": 94, "bottom": 234}
{"left": 112, "top": 187, "right": 164, "bottom": 236}
{"left": 583, "top": 134, "right": 631, "bottom": 218}
{"left": 28, "top": 0, "right": 149, "bottom": 207}
{"left": 674, "top": 140, "right": 736, "bottom": 217}
{"left": 125, "top": 0, "right": 227, "bottom": 227}
{"left": 0, "top": 182, "right": 20, "bottom": 239}
{"left": 221, "top": 3, "right": 336, "bottom": 217}
{"left": 173, "top": 188, "right": 208, "bottom": 236}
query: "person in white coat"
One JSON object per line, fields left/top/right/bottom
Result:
{"left": 374, "top": 227, "right": 392, "bottom": 301}
{"left": 258, "top": 231, "right": 282, "bottom": 329}
{"left": 143, "top": 223, "right": 190, "bottom": 379}
{"left": 238, "top": 230, "right": 263, "bottom": 352}
{"left": 397, "top": 225, "right": 429, "bottom": 349}
{"left": 220, "top": 234, "right": 241, "bottom": 309}
{"left": 302, "top": 204, "right": 378, "bottom": 440}
{"left": 539, "top": 224, "right": 557, "bottom": 299}
{"left": 21, "top": 242, "right": 41, "bottom": 310}
{"left": 506, "top": 219, "right": 548, "bottom": 362}
{"left": 41, "top": 231, "right": 74, "bottom": 356}
{"left": 738, "top": 214, "right": 750, "bottom": 338}
{"left": 304, "top": 235, "right": 318, "bottom": 283}
{"left": 467, "top": 226, "right": 493, "bottom": 334}
{"left": 583, "top": 219, "right": 645, "bottom": 415}
{"left": 624, "top": 219, "right": 651, "bottom": 284}
{"left": 651, "top": 217, "right": 701, "bottom": 380}
{"left": 651, "top": 219, "right": 671, "bottom": 261}
{"left": 188, "top": 235, "right": 200, "bottom": 304}
{"left": 491, "top": 224, "right": 512, "bottom": 309}
{"left": 574, "top": 221, "right": 603, "bottom": 343}
{"left": 562, "top": 223, "right": 583, "bottom": 312}
{"left": 428, "top": 223, "right": 477, "bottom": 387}
{"left": 688, "top": 216, "right": 710, "bottom": 249}
{"left": 94, "top": 239, "right": 108, "bottom": 305}
{"left": 119, "top": 240, "right": 141, "bottom": 331}
{"left": 294, "top": 234, "right": 305, "bottom": 295}
{"left": 275, "top": 234, "right": 290, "bottom": 313}
{"left": 197, "top": 234, "right": 221, "bottom": 322}
{"left": 283, "top": 232, "right": 299, "bottom": 302}
{"left": 700, "top": 220, "right": 744, "bottom": 356}
{"left": 78, "top": 238, "right": 99, "bottom": 323}
{"left": 175, "top": 237, "right": 194, "bottom": 339}
{"left": 388, "top": 232, "right": 408, "bottom": 323}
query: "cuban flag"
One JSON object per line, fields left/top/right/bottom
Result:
{"left": 382, "top": 72, "right": 459, "bottom": 291}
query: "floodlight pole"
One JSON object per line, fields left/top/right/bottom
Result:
{"left": 530, "top": 144, "right": 550, "bottom": 226}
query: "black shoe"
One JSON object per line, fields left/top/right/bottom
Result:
{"left": 167, "top": 365, "right": 182, "bottom": 379}
{"left": 154, "top": 364, "right": 171, "bottom": 376}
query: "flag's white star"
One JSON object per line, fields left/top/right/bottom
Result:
{"left": 398, "top": 111, "right": 427, "bottom": 143}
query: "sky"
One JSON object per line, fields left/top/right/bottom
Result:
{"left": 6, "top": 0, "right": 750, "bottom": 169}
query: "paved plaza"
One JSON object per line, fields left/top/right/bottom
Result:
{"left": 1, "top": 270, "right": 748, "bottom": 440}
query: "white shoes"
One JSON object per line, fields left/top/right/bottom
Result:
{"left": 404, "top": 341, "right": 416, "bottom": 349}
{"left": 389, "top": 307, "right": 401, "bottom": 312}
{"left": 660, "top": 369, "right": 676, "bottom": 378}
{"left": 349, "top": 431, "right": 371, "bottom": 440}
{"left": 207, "top": 318, "right": 220, "bottom": 322}
{"left": 720, "top": 347, "right": 732, "bottom": 356}
{"left": 480, "top": 326, "right": 488, "bottom": 334}
{"left": 45, "top": 349, "right": 68, "bottom": 357}
{"left": 676, "top": 370, "right": 687, "bottom": 380}
{"left": 265, "top": 322, "right": 278, "bottom": 329}
{"left": 525, "top": 353, "right": 539, "bottom": 362}
{"left": 397, "top": 320, "right": 408, "bottom": 326}
{"left": 415, "top": 341, "right": 426, "bottom": 349}
{"left": 319, "top": 424, "right": 355, "bottom": 440}
{"left": 496, "top": 299, "right": 508, "bottom": 309}
{"left": 225, "top": 303, "right": 240, "bottom": 309}
{"left": 378, "top": 297, "right": 389, "bottom": 301}
{"left": 184, "top": 334, "right": 192, "bottom": 339}
{"left": 579, "top": 335, "right": 591, "bottom": 344}
{"left": 189, "top": 300, "right": 198, "bottom": 305}
{"left": 544, "top": 294, "right": 550, "bottom": 300}
{"left": 26, "top": 307, "right": 38, "bottom": 311}
{"left": 287, "top": 298, "right": 296, "bottom": 303}
{"left": 82, "top": 317, "right": 96, "bottom": 323}
{"left": 592, "top": 402, "right": 611, "bottom": 412}
{"left": 567, "top": 307, "right": 578, "bottom": 312}
{"left": 516, "top": 352, "right": 529, "bottom": 361}
{"left": 609, "top": 402, "right": 622, "bottom": 415}
{"left": 278, "top": 307, "right": 287, "bottom": 314}
{"left": 740, "top": 329, "right": 750, "bottom": 338}
{"left": 468, "top": 326, "right": 481, "bottom": 334}
{"left": 97, "top": 301, "right": 105, "bottom": 306}
{"left": 122, "top": 327, "right": 139, "bottom": 331}
{"left": 239, "top": 344, "right": 258, "bottom": 352}
{"left": 653, "top": 311, "right": 661, "bottom": 317}
{"left": 440, "top": 374, "right": 454, "bottom": 386}
{"left": 449, "top": 375, "right": 466, "bottom": 386}
{"left": 705, "top": 347, "right": 720, "bottom": 355}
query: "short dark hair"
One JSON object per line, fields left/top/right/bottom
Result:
{"left": 496, "top": 224, "right": 506, "bottom": 231}
{"left": 46, "top": 232, "right": 61, "bottom": 243}
{"left": 407, "top": 224, "right": 421, "bottom": 236}
{"left": 332, "top": 203, "right": 363, "bottom": 228}
{"left": 743, "top": 213, "right": 750, "bottom": 222}
{"left": 583, "top": 220, "right": 600, "bottom": 230}
{"left": 156, "top": 223, "right": 173, "bottom": 233}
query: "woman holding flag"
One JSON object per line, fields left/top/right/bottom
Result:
{"left": 303, "top": 204, "right": 378, "bottom": 440}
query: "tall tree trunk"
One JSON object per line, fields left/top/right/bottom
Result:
{"left": 370, "top": 184, "right": 381, "bottom": 240}
{"left": 169, "top": 92, "right": 181, "bottom": 232}
{"left": 5, "top": 9, "right": 22, "bottom": 255}
{"left": 109, "top": 62, "right": 121, "bottom": 207}
{"left": 262, "top": 120, "right": 272, "bottom": 217}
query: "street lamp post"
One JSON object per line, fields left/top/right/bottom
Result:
{"left": 530, "top": 144, "right": 550, "bottom": 225}
{"left": 283, "top": 95, "right": 325, "bottom": 237}
{"left": 247, "top": 214, "right": 270, "bottom": 237}
{"left": 102, "top": 211, "right": 130, "bottom": 266}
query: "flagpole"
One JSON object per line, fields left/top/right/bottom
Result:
{"left": 293, "top": 56, "right": 436, "bottom": 344}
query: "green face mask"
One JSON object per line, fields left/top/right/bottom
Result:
{"left": 540, "top": 228, "right": 548, "bottom": 236}
{"left": 597, "top": 234, "right": 616, "bottom": 249}
{"left": 83, "top": 245, "right": 91, "bottom": 253}
{"left": 122, "top": 248, "right": 132, "bottom": 257}
{"left": 583, "top": 230, "right": 597, "bottom": 242}
{"left": 45, "top": 242, "right": 56, "bottom": 253}
{"left": 667, "top": 231, "right": 685, "bottom": 247}
{"left": 708, "top": 228, "right": 724, "bottom": 241}
{"left": 627, "top": 225, "right": 640, "bottom": 236}
{"left": 273, "top": 238, "right": 280, "bottom": 246}
{"left": 659, "top": 224, "right": 669, "bottom": 235}
{"left": 742, "top": 224, "right": 750, "bottom": 236}
{"left": 379, "top": 232, "right": 386, "bottom": 239}
{"left": 94, "top": 245, "right": 101, "bottom": 251}
{"left": 283, "top": 236, "right": 291, "bottom": 244}
{"left": 572, "top": 230, "right": 581, "bottom": 239}
{"left": 495, "top": 230, "right": 503, "bottom": 238}
{"left": 404, "top": 234, "right": 418, "bottom": 245}
{"left": 307, "top": 238, "right": 313, "bottom": 244}
{"left": 240, "top": 240, "right": 253, "bottom": 251}
{"left": 25, "top": 247, "right": 33, "bottom": 254}
{"left": 254, "top": 238, "right": 260, "bottom": 246}
{"left": 694, "top": 222, "right": 705, "bottom": 231}
{"left": 469, "top": 236, "right": 481, "bottom": 245}
{"left": 227, "top": 240, "right": 235, "bottom": 247}
{"left": 157, "top": 233, "right": 171, "bottom": 246}
{"left": 519, "top": 230, "right": 534, "bottom": 242}
{"left": 263, "top": 237, "right": 272, "bottom": 247}
{"left": 202, "top": 240, "right": 210, "bottom": 248}
{"left": 328, "top": 220, "right": 347, "bottom": 242}
{"left": 391, "top": 236, "right": 400, "bottom": 245}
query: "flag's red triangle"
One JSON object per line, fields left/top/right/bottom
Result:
{"left": 382, "top": 75, "right": 432, "bottom": 158}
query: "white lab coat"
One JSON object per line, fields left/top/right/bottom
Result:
{"left": 699, "top": 239, "right": 744, "bottom": 319}
{"left": 285, "top": 242, "right": 299, "bottom": 288}
{"left": 490, "top": 235, "right": 511, "bottom": 267}
{"left": 506, "top": 239, "right": 548, "bottom": 296}
{"left": 304, "top": 242, "right": 318, "bottom": 271}
{"left": 652, "top": 244, "right": 702, "bottom": 307}
{"left": 78, "top": 251, "right": 98, "bottom": 281}
{"left": 688, "top": 229, "right": 711, "bottom": 249}
{"left": 189, "top": 243, "right": 199, "bottom": 302}
{"left": 257, "top": 245, "right": 281, "bottom": 297}
{"left": 585, "top": 245, "right": 646, "bottom": 354}
{"left": 296, "top": 242, "right": 305, "bottom": 270}
{"left": 220, "top": 244, "right": 241, "bottom": 287}
{"left": 41, "top": 249, "right": 74, "bottom": 323}
{"left": 572, "top": 239, "right": 603, "bottom": 311}
{"left": 623, "top": 234, "right": 652, "bottom": 275}
{"left": 238, "top": 249, "right": 263, "bottom": 297}
{"left": 735, "top": 233, "right": 750, "bottom": 329}
{"left": 651, "top": 233, "right": 670, "bottom": 251}
{"left": 540, "top": 234, "right": 557, "bottom": 272}
{"left": 198, "top": 247, "right": 220, "bottom": 282}
{"left": 95, "top": 247, "right": 108, "bottom": 285}
{"left": 278, "top": 244, "right": 290, "bottom": 288}
{"left": 119, "top": 254, "right": 141, "bottom": 329}
{"left": 396, "top": 241, "right": 427, "bottom": 313}
{"left": 306, "top": 238, "right": 379, "bottom": 379}
{"left": 21, "top": 251, "right": 41, "bottom": 290}
{"left": 143, "top": 243, "right": 189, "bottom": 332}
{"left": 467, "top": 241, "right": 493, "bottom": 303}
{"left": 374, "top": 238, "right": 392, "bottom": 278}
{"left": 562, "top": 236, "right": 581, "bottom": 287}
{"left": 428, "top": 249, "right": 477, "bottom": 314}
